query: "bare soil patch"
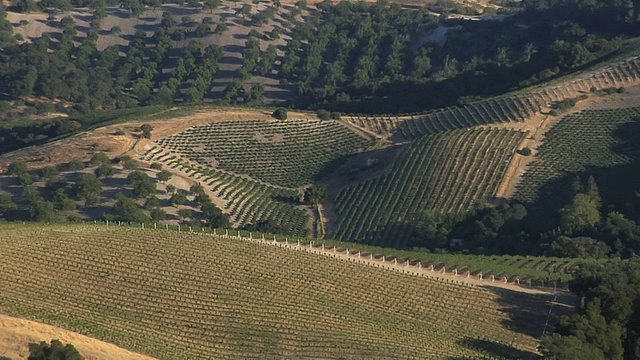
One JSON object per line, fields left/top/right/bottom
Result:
{"left": 0, "top": 314, "right": 156, "bottom": 360}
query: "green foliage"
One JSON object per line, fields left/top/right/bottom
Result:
{"left": 140, "top": 124, "right": 153, "bottom": 139}
{"left": 112, "top": 193, "right": 148, "bottom": 223}
{"left": 120, "top": 155, "right": 139, "bottom": 170}
{"left": 169, "top": 192, "right": 188, "bottom": 205}
{"left": 89, "top": 152, "right": 110, "bottom": 167}
{"left": 150, "top": 163, "right": 163, "bottom": 170}
{"left": 0, "top": 193, "right": 18, "bottom": 216}
{"left": 547, "top": 236, "right": 610, "bottom": 259}
{"left": 542, "top": 259, "right": 640, "bottom": 359}
{"left": 127, "top": 171, "right": 156, "bottom": 198}
{"left": 73, "top": 174, "right": 103, "bottom": 206}
{"left": 559, "top": 194, "right": 601, "bottom": 233}
{"left": 304, "top": 185, "right": 326, "bottom": 205}
{"left": 67, "top": 159, "right": 86, "bottom": 171}
{"left": 7, "top": 161, "right": 28, "bottom": 176}
{"left": 200, "top": 201, "right": 230, "bottom": 228}
{"left": 28, "top": 339, "right": 83, "bottom": 360}
{"left": 29, "top": 199, "right": 56, "bottom": 222}
{"left": 272, "top": 108, "right": 288, "bottom": 120}
{"left": 156, "top": 170, "right": 172, "bottom": 182}
{"left": 94, "top": 163, "right": 116, "bottom": 178}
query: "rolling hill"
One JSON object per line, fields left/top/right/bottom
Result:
{"left": 0, "top": 223, "right": 558, "bottom": 359}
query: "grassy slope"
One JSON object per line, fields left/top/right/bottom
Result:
{"left": 0, "top": 223, "right": 554, "bottom": 359}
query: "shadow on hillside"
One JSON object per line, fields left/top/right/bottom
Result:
{"left": 490, "top": 287, "right": 555, "bottom": 338}
{"left": 452, "top": 338, "right": 535, "bottom": 359}
{"left": 454, "top": 287, "right": 563, "bottom": 359}
{"left": 521, "top": 118, "right": 640, "bottom": 237}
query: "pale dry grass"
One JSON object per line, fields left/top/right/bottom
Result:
{"left": 0, "top": 314, "right": 156, "bottom": 360}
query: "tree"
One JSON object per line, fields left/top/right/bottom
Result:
{"left": 74, "top": 174, "right": 103, "bottom": 206}
{"left": 28, "top": 340, "right": 83, "bottom": 360}
{"left": 559, "top": 193, "right": 601, "bottom": 233}
{"left": 139, "top": 124, "right": 153, "bottom": 139}
{"left": 0, "top": 193, "right": 18, "bottom": 216}
{"left": 127, "top": 171, "right": 156, "bottom": 198}
{"left": 273, "top": 108, "right": 288, "bottom": 120}
{"left": 304, "top": 185, "right": 326, "bottom": 205}
{"left": 112, "top": 193, "right": 148, "bottom": 223}
{"left": 119, "top": 155, "right": 139, "bottom": 170}
{"left": 169, "top": 192, "right": 187, "bottom": 205}
{"left": 161, "top": 12, "right": 176, "bottom": 29}
{"left": 157, "top": 170, "right": 172, "bottom": 182}
{"left": 178, "top": 208, "right": 193, "bottom": 220}
{"left": 203, "top": 0, "right": 221, "bottom": 13}
{"left": 200, "top": 201, "right": 229, "bottom": 228}
{"left": 89, "top": 152, "right": 110, "bottom": 167}
{"left": 150, "top": 163, "right": 163, "bottom": 170}
{"left": 7, "top": 161, "right": 28, "bottom": 175}
{"left": 94, "top": 163, "right": 116, "bottom": 178}
{"left": 548, "top": 236, "right": 610, "bottom": 258}
{"left": 67, "top": 159, "right": 86, "bottom": 171}
{"left": 29, "top": 199, "right": 57, "bottom": 222}
{"left": 150, "top": 207, "right": 167, "bottom": 221}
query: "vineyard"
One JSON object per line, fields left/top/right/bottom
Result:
{"left": 333, "top": 128, "right": 527, "bottom": 247}
{"left": 153, "top": 119, "right": 371, "bottom": 188}
{"left": 0, "top": 224, "right": 555, "bottom": 359}
{"left": 345, "top": 56, "right": 640, "bottom": 139}
{"left": 515, "top": 106, "right": 640, "bottom": 204}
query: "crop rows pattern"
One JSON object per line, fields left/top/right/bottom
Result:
{"left": 515, "top": 107, "right": 640, "bottom": 202}
{"left": 0, "top": 224, "right": 549, "bottom": 359}
{"left": 398, "top": 97, "right": 536, "bottom": 139}
{"left": 383, "top": 57, "right": 640, "bottom": 139}
{"left": 141, "top": 147, "right": 309, "bottom": 235}
{"left": 154, "top": 119, "right": 371, "bottom": 188}
{"left": 333, "top": 128, "right": 527, "bottom": 247}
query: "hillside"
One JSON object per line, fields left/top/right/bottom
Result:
{"left": 0, "top": 314, "right": 155, "bottom": 360}
{"left": 0, "top": 223, "right": 560, "bottom": 359}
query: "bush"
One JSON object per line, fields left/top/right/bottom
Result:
{"left": 89, "top": 152, "right": 110, "bottom": 166}
{"left": 150, "top": 163, "right": 163, "bottom": 170}
{"left": 519, "top": 147, "right": 532, "bottom": 156}
{"left": 28, "top": 339, "right": 83, "bottom": 360}
{"left": 273, "top": 108, "right": 288, "bottom": 120}
{"left": 67, "top": 158, "right": 86, "bottom": 171}
{"left": 317, "top": 109, "right": 331, "bottom": 120}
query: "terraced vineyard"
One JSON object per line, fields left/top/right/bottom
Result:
{"left": 349, "top": 57, "right": 640, "bottom": 140}
{"left": 333, "top": 128, "right": 527, "bottom": 247}
{"left": 398, "top": 97, "right": 536, "bottom": 139}
{"left": 515, "top": 107, "right": 640, "bottom": 203}
{"left": 154, "top": 119, "right": 371, "bottom": 188}
{"left": 0, "top": 224, "right": 553, "bottom": 359}
{"left": 140, "top": 149, "right": 310, "bottom": 236}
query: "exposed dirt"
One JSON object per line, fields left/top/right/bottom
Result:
{"left": 0, "top": 108, "right": 316, "bottom": 172}
{"left": 0, "top": 314, "right": 156, "bottom": 360}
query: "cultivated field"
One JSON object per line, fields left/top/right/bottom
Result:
{"left": 333, "top": 128, "right": 527, "bottom": 246}
{"left": 515, "top": 106, "right": 640, "bottom": 207}
{"left": 0, "top": 223, "right": 557, "bottom": 359}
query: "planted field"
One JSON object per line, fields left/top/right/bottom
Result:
{"left": 141, "top": 149, "right": 310, "bottom": 236}
{"left": 333, "top": 128, "right": 527, "bottom": 247}
{"left": 515, "top": 107, "right": 640, "bottom": 203}
{"left": 0, "top": 224, "right": 552, "bottom": 359}
{"left": 154, "top": 119, "right": 371, "bottom": 188}
{"left": 399, "top": 97, "right": 536, "bottom": 139}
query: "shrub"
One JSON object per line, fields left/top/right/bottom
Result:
{"left": 273, "top": 108, "right": 288, "bottom": 120}
{"left": 150, "top": 163, "right": 163, "bottom": 170}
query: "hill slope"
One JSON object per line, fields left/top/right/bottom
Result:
{"left": 0, "top": 224, "right": 554, "bottom": 359}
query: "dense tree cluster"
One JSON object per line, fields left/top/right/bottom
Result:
{"left": 541, "top": 259, "right": 640, "bottom": 360}
{"left": 27, "top": 339, "right": 83, "bottom": 360}
{"left": 279, "top": 1, "right": 626, "bottom": 113}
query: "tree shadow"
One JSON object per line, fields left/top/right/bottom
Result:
{"left": 453, "top": 337, "right": 535, "bottom": 359}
